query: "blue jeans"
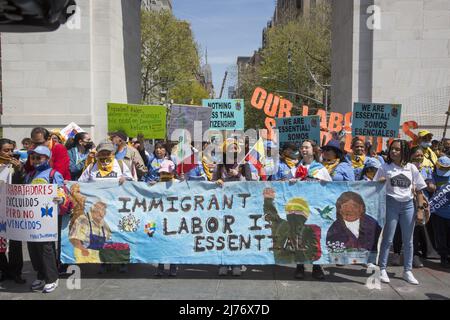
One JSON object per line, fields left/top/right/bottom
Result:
{"left": 379, "top": 196, "right": 415, "bottom": 271}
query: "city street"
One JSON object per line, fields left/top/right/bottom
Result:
{"left": 0, "top": 249, "right": 449, "bottom": 300}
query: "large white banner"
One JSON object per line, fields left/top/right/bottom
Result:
{"left": 5, "top": 184, "right": 58, "bottom": 242}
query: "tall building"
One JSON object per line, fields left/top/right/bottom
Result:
{"left": 332, "top": 0, "right": 450, "bottom": 137}
{"left": 142, "top": 0, "right": 172, "bottom": 11}
{"left": 200, "top": 49, "right": 215, "bottom": 98}
{"left": 273, "top": 0, "right": 328, "bottom": 26}
{"left": 0, "top": 0, "right": 142, "bottom": 143}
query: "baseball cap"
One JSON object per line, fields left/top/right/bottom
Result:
{"left": 96, "top": 140, "right": 115, "bottom": 153}
{"left": 110, "top": 131, "right": 128, "bottom": 142}
{"left": 418, "top": 130, "right": 433, "bottom": 138}
{"left": 436, "top": 156, "right": 450, "bottom": 177}
{"left": 28, "top": 146, "right": 51, "bottom": 158}
{"left": 364, "top": 157, "right": 382, "bottom": 170}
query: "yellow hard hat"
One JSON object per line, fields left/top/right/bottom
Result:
{"left": 285, "top": 198, "right": 310, "bottom": 218}
{"left": 418, "top": 130, "right": 433, "bottom": 138}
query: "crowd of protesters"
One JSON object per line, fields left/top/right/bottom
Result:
{"left": 0, "top": 126, "right": 450, "bottom": 293}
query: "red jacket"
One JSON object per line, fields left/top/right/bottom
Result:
{"left": 50, "top": 143, "right": 71, "bottom": 180}
{"left": 25, "top": 143, "right": 71, "bottom": 180}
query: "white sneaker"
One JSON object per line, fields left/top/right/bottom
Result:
{"left": 380, "top": 269, "right": 390, "bottom": 283}
{"left": 31, "top": 280, "right": 45, "bottom": 291}
{"left": 403, "top": 271, "right": 419, "bottom": 285}
{"left": 42, "top": 280, "right": 59, "bottom": 293}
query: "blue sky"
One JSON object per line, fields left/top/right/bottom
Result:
{"left": 172, "top": 0, "right": 275, "bottom": 98}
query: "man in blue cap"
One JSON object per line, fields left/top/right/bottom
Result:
{"left": 25, "top": 146, "right": 66, "bottom": 293}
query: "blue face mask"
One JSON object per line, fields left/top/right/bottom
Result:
{"left": 34, "top": 161, "right": 50, "bottom": 171}
{"left": 421, "top": 142, "right": 432, "bottom": 148}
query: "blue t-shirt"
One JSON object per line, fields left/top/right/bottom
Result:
{"left": 115, "top": 147, "right": 127, "bottom": 161}
{"left": 186, "top": 162, "right": 207, "bottom": 181}
{"left": 330, "top": 161, "right": 355, "bottom": 182}
{"left": 144, "top": 155, "right": 165, "bottom": 182}
{"left": 25, "top": 167, "right": 64, "bottom": 187}
{"left": 273, "top": 161, "right": 298, "bottom": 181}
{"left": 345, "top": 154, "right": 370, "bottom": 181}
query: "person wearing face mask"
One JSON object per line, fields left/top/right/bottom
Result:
{"left": 359, "top": 157, "right": 381, "bottom": 181}
{"left": 143, "top": 142, "right": 170, "bottom": 183}
{"left": 417, "top": 130, "right": 438, "bottom": 166}
{"left": 110, "top": 131, "right": 148, "bottom": 181}
{"left": 78, "top": 140, "right": 133, "bottom": 184}
{"left": 346, "top": 137, "right": 371, "bottom": 181}
{"left": 67, "top": 132, "right": 95, "bottom": 181}
{"left": 273, "top": 143, "right": 301, "bottom": 181}
{"left": 321, "top": 140, "right": 355, "bottom": 182}
{"left": 25, "top": 146, "right": 69, "bottom": 293}
{"left": 78, "top": 140, "right": 133, "bottom": 274}
{"left": 0, "top": 139, "right": 26, "bottom": 284}
{"left": 213, "top": 139, "right": 252, "bottom": 276}
{"left": 263, "top": 188, "right": 323, "bottom": 280}
{"left": 25, "top": 127, "right": 71, "bottom": 181}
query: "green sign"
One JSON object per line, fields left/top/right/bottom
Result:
{"left": 107, "top": 103, "right": 167, "bottom": 139}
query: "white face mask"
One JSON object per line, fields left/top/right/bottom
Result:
{"left": 421, "top": 142, "right": 432, "bottom": 148}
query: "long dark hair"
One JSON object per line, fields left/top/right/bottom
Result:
{"left": 153, "top": 142, "right": 170, "bottom": 160}
{"left": 66, "top": 132, "right": 88, "bottom": 150}
{"left": 387, "top": 139, "right": 410, "bottom": 166}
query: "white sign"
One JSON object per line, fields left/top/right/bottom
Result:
{"left": 0, "top": 182, "right": 6, "bottom": 238}
{"left": 60, "top": 122, "right": 85, "bottom": 141}
{"left": 5, "top": 184, "right": 58, "bottom": 242}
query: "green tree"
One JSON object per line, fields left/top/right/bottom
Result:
{"left": 239, "top": 3, "right": 331, "bottom": 130}
{"left": 141, "top": 10, "right": 209, "bottom": 104}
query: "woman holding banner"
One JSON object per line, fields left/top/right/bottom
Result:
{"left": 143, "top": 142, "right": 171, "bottom": 183}
{"left": 213, "top": 139, "right": 252, "bottom": 276}
{"left": 374, "top": 139, "right": 428, "bottom": 285}
{"left": 292, "top": 139, "right": 332, "bottom": 280}
{"left": 0, "top": 138, "right": 25, "bottom": 285}
{"left": 321, "top": 140, "right": 355, "bottom": 182}
{"left": 26, "top": 146, "right": 69, "bottom": 293}
{"left": 346, "top": 137, "right": 371, "bottom": 181}
{"left": 273, "top": 143, "right": 301, "bottom": 181}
